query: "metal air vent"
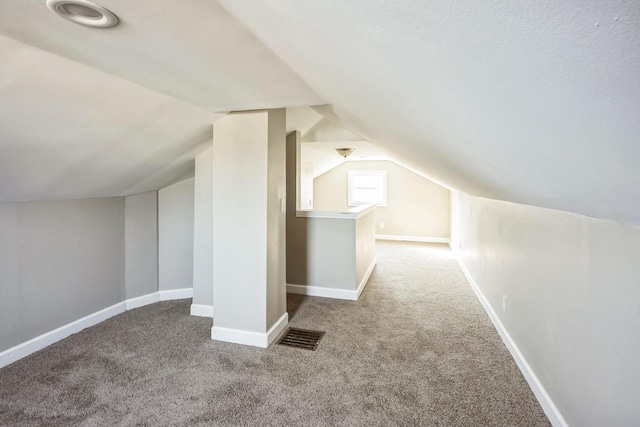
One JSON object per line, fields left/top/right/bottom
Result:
{"left": 277, "top": 328, "right": 325, "bottom": 351}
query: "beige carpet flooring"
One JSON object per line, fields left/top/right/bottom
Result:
{"left": 0, "top": 241, "right": 550, "bottom": 426}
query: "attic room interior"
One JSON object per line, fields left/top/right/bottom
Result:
{"left": 0, "top": 0, "right": 638, "bottom": 426}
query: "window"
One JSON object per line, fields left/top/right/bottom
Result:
{"left": 348, "top": 170, "right": 387, "bottom": 206}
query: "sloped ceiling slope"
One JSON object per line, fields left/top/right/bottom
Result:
{"left": 0, "top": 0, "right": 322, "bottom": 112}
{"left": 219, "top": 0, "right": 640, "bottom": 224}
{"left": 0, "top": 0, "right": 324, "bottom": 203}
{"left": 286, "top": 107, "right": 324, "bottom": 134}
{"left": 0, "top": 35, "right": 222, "bottom": 202}
{"left": 302, "top": 119, "right": 363, "bottom": 143}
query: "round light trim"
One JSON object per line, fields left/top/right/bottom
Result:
{"left": 46, "top": 0, "right": 118, "bottom": 28}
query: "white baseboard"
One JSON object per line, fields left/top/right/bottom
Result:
{"left": 1, "top": 287, "right": 195, "bottom": 370}
{"left": 159, "top": 288, "right": 193, "bottom": 301}
{"left": 266, "top": 312, "right": 289, "bottom": 346}
{"left": 211, "top": 312, "right": 289, "bottom": 348}
{"left": 356, "top": 257, "right": 376, "bottom": 299}
{"left": 454, "top": 254, "right": 567, "bottom": 427}
{"left": 126, "top": 288, "right": 193, "bottom": 311}
{"left": 190, "top": 304, "right": 214, "bottom": 318}
{"left": 125, "top": 292, "right": 160, "bottom": 310}
{"left": 287, "top": 283, "right": 358, "bottom": 300}
{"left": 376, "top": 234, "right": 450, "bottom": 244}
{"left": 0, "top": 302, "right": 126, "bottom": 369}
{"left": 286, "top": 258, "right": 376, "bottom": 301}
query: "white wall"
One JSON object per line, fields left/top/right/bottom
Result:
{"left": 192, "top": 147, "right": 213, "bottom": 308}
{"left": 450, "top": 192, "right": 640, "bottom": 427}
{"left": 158, "top": 178, "right": 195, "bottom": 291}
{"left": 125, "top": 191, "right": 158, "bottom": 299}
{"left": 300, "top": 160, "right": 314, "bottom": 210}
{"left": 355, "top": 208, "right": 376, "bottom": 287}
{"left": 314, "top": 160, "right": 450, "bottom": 238}
{"left": 287, "top": 216, "right": 357, "bottom": 290}
{"left": 0, "top": 198, "right": 125, "bottom": 353}
{"left": 286, "top": 132, "right": 376, "bottom": 295}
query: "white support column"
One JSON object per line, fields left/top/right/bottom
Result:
{"left": 191, "top": 146, "right": 214, "bottom": 318}
{"left": 211, "top": 110, "right": 288, "bottom": 347}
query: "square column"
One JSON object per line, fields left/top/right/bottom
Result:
{"left": 211, "top": 110, "right": 288, "bottom": 347}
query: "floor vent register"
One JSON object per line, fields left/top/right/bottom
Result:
{"left": 277, "top": 328, "right": 325, "bottom": 351}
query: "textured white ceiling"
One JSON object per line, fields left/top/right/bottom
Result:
{"left": 0, "top": 1, "right": 323, "bottom": 202}
{"left": 289, "top": 108, "right": 393, "bottom": 178}
{"left": 0, "top": 0, "right": 638, "bottom": 224}
{"left": 302, "top": 140, "right": 392, "bottom": 179}
{"left": 302, "top": 119, "right": 363, "bottom": 143}
{"left": 219, "top": 0, "right": 640, "bottom": 224}
{"left": 0, "top": 35, "right": 222, "bottom": 202}
{"left": 286, "top": 107, "right": 324, "bottom": 134}
{"left": 0, "top": 0, "right": 322, "bottom": 112}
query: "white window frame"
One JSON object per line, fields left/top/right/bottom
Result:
{"left": 348, "top": 170, "right": 387, "bottom": 207}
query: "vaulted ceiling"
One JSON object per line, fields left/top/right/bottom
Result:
{"left": 1, "top": 0, "right": 638, "bottom": 223}
{"left": 0, "top": 35, "right": 223, "bottom": 201}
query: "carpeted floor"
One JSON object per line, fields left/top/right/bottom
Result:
{"left": 0, "top": 242, "right": 550, "bottom": 426}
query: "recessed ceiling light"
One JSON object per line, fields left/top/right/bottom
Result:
{"left": 46, "top": 0, "right": 118, "bottom": 28}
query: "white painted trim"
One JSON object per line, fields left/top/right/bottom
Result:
{"left": 286, "top": 257, "right": 375, "bottom": 301}
{"left": 346, "top": 202, "right": 378, "bottom": 217}
{"left": 125, "top": 292, "right": 160, "bottom": 310}
{"left": 356, "top": 257, "right": 376, "bottom": 299}
{"left": 0, "top": 302, "right": 126, "bottom": 369}
{"left": 454, "top": 255, "right": 567, "bottom": 427}
{"left": 266, "top": 312, "right": 289, "bottom": 346}
{"left": 296, "top": 210, "right": 358, "bottom": 219}
{"left": 211, "top": 326, "right": 266, "bottom": 347}
{"left": 286, "top": 283, "right": 358, "bottom": 300}
{"left": 159, "top": 288, "right": 193, "bottom": 301}
{"left": 1, "top": 288, "right": 195, "bottom": 369}
{"left": 295, "top": 202, "right": 376, "bottom": 220}
{"left": 211, "top": 312, "right": 289, "bottom": 348}
{"left": 125, "top": 288, "right": 193, "bottom": 309}
{"left": 190, "top": 304, "right": 214, "bottom": 318}
{"left": 348, "top": 170, "right": 387, "bottom": 207}
{"left": 376, "top": 234, "right": 450, "bottom": 244}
